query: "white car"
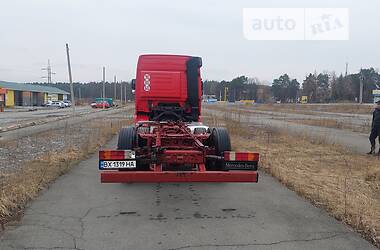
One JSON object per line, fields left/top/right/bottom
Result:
{"left": 46, "top": 101, "right": 65, "bottom": 108}
{"left": 63, "top": 100, "right": 72, "bottom": 107}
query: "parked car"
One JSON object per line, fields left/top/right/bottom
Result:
{"left": 97, "top": 101, "right": 110, "bottom": 108}
{"left": 95, "top": 98, "right": 114, "bottom": 107}
{"left": 63, "top": 100, "right": 72, "bottom": 107}
{"left": 46, "top": 101, "right": 65, "bottom": 108}
{"left": 91, "top": 101, "right": 110, "bottom": 108}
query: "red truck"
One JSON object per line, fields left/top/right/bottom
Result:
{"left": 99, "top": 54, "right": 259, "bottom": 183}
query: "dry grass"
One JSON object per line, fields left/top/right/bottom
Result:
{"left": 0, "top": 118, "right": 132, "bottom": 226}
{"left": 205, "top": 113, "right": 380, "bottom": 248}
{"left": 210, "top": 104, "right": 372, "bottom": 134}
{"left": 286, "top": 118, "right": 371, "bottom": 134}
{"left": 212, "top": 103, "right": 373, "bottom": 116}
{"left": 252, "top": 103, "right": 373, "bottom": 115}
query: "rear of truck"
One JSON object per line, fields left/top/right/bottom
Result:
{"left": 99, "top": 54, "right": 259, "bottom": 183}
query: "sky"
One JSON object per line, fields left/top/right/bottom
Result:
{"left": 0, "top": 0, "right": 379, "bottom": 84}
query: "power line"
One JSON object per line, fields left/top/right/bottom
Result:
{"left": 102, "top": 67, "right": 106, "bottom": 109}
{"left": 41, "top": 59, "right": 56, "bottom": 84}
{"left": 114, "top": 75, "right": 117, "bottom": 100}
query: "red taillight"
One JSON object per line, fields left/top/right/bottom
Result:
{"left": 224, "top": 152, "right": 259, "bottom": 162}
{"left": 99, "top": 150, "right": 126, "bottom": 160}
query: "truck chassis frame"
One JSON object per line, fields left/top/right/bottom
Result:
{"left": 99, "top": 121, "right": 259, "bottom": 183}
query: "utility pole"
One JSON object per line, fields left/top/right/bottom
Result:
{"left": 114, "top": 75, "right": 117, "bottom": 101}
{"left": 224, "top": 87, "right": 228, "bottom": 102}
{"left": 120, "top": 82, "right": 123, "bottom": 105}
{"left": 42, "top": 59, "right": 56, "bottom": 84}
{"left": 359, "top": 69, "right": 364, "bottom": 104}
{"left": 65, "top": 43, "right": 75, "bottom": 115}
{"left": 345, "top": 62, "right": 348, "bottom": 77}
{"left": 102, "top": 67, "right": 106, "bottom": 109}
{"left": 78, "top": 86, "right": 81, "bottom": 101}
{"left": 124, "top": 82, "right": 127, "bottom": 103}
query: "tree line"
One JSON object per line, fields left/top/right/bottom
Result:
{"left": 204, "top": 67, "right": 380, "bottom": 103}
{"left": 30, "top": 67, "right": 380, "bottom": 104}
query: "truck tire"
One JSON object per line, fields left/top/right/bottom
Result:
{"left": 206, "top": 127, "right": 231, "bottom": 171}
{"left": 212, "top": 127, "right": 231, "bottom": 156}
{"left": 117, "top": 127, "right": 150, "bottom": 171}
{"left": 117, "top": 126, "right": 136, "bottom": 150}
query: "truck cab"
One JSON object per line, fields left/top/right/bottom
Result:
{"left": 134, "top": 54, "right": 202, "bottom": 122}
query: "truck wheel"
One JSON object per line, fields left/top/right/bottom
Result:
{"left": 212, "top": 127, "right": 231, "bottom": 156}
{"left": 206, "top": 127, "right": 231, "bottom": 171}
{"left": 117, "top": 127, "right": 150, "bottom": 171}
{"left": 117, "top": 126, "right": 136, "bottom": 150}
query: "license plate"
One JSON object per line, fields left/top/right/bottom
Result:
{"left": 99, "top": 160, "right": 136, "bottom": 169}
{"left": 224, "top": 161, "right": 257, "bottom": 171}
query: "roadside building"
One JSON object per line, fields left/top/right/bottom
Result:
{"left": 0, "top": 88, "right": 6, "bottom": 111}
{"left": 0, "top": 81, "right": 70, "bottom": 107}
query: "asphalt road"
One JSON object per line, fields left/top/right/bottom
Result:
{"left": 204, "top": 105, "right": 374, "bottom": 154}
{"left": 0, "top": 106, "right": 133, "bottom": 142}
{"left": 0, "top": 106, "right": 93, "bottom": 128}
{"left": 0, "top": 137, "right": 375, "bottom": 250}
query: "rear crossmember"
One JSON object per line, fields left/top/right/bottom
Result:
{"left": 99, "top": 150, "right": 259, "bottom": 183}
{"left": 100, "top": 171, "right": 258, "bottom": 183}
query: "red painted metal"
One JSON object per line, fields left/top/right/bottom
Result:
{"left": 134, "top": 55, "right": 202, "bottom": 122}
{"left": 101, "top": 171, "right": 258, "bottom": 183}
{"left": 136, "top": 121, "right": 209, "bottom": 165}
{"left": 157, "top": 150, "right": 204, "bottom": 164}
